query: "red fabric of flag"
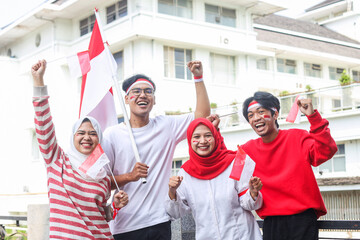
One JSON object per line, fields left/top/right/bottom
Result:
{"left": 78, "top": 15, "right": 118, "bottom": 131}
{"left": 286, "top": 95, "right": 301, "bottom": 123}
{"left": 229, "top": 146, "right": 247, "bottom": 181}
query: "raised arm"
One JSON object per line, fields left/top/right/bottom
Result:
{"left": 188, "top": 61, "right": 210, "bottom": 119}
{"left": 31, "top": 60, "right": 46, "bottom": 87}
{"left": 298, "top": 99, "right": 338, "bottom": 166}
{"left": 32, "top": 60, "right": 61, "bottom": 165}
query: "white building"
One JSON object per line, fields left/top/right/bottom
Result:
{"left": 0, "top": 0, "right": 359, "bottom": 234}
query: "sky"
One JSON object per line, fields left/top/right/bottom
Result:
{"left": 276, "top": 0, "right": 324, "bottom": 17}
{"left": 0, "top": 0, "right": 325, "bottom": 29}
{"left": 0, "top": 0, "right": 47, "bottom": 29}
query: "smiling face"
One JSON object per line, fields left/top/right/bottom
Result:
{"left": 73, "top": 121, "right": 99, "bottom": 155}
{"left": 247, "top": 106, "right": 279, "bottom": 142}
{"left": 191, "top": 124, "right": 216, "bottom": 157}
{"left": 125, "top": 83, "right": 155, "bottom": 119}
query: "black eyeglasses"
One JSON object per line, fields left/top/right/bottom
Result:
{"left": 130, "top": 88, "right": 154, "bottom": 96}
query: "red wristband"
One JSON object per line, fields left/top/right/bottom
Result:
{"left": 112, "top": 201, "right": 121, "bottom": 219}
{"left": 194, "top": 75, "right": 203, "bottom": 79}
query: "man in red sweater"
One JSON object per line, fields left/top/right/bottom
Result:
{"left": 241, "top": 91, "right": 337, "bottom": 240}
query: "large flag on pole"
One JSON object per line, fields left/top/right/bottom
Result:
{"left": 89, "top": 9, "right": 146, "bottom": 183}
{"left": 76, "top": 14, "right": 118, "bottom": 131}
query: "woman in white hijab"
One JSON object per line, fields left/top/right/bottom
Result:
{"left": 31, "top": 59, "right": 127, "bottom": 240}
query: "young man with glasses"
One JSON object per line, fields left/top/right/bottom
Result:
{"left": 103, "top": 61, "right": 210, "bottom": 240}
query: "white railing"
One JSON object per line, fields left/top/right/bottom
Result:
{"left": 212, "top": 83, "right": 360, "bottom": 130}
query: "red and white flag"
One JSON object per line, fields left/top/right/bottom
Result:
{"left": 286, "top": 95, "right": 303, "bottom": 124}
{"left": 67, "top": 10, "right": 118, "bottom": 131}
{"left": 229, "top": 146, "right": 256, "bottom": 196}
{"left": 79, "top": 144, "right": 109, "bottom": 179}
{"left": 67, "top": 51, "right": 91, "bottom": 79}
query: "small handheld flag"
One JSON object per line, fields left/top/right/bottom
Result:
{"left": 229, "top": 146, "right": 256, "bottom": 196}
{"left": 229, "top": 146, "right": 247, "bottom": 181}
{"left": 79, "top": 144, "right": 109, "bottom": 180}
{"left": 286, "top": 95, "right": 304, "bottom": 124}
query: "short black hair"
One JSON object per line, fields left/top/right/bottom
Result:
{"left": 242, "top": 91, "right": 280, "bottom": 128}
{"left": 122, "top": 74, "right": 156, "bottom": 93}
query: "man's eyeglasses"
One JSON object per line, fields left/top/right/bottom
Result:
{"left": 129, "top": 88, "right": 154, "bottom": 96}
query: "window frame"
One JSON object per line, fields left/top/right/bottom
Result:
{"left": 158, "top": 0, "right": 193, "bottom": 19}
{"left": 304, "top": 62, "right": 322, "bottom": 78}
{"left": 352, "top": 70, "right": 360, "bottom": 82}
{"left": 106, "top": 0, "right": 128, "bottom": 24}
{"left": 79, "top": 14, "right": 96, "bottom": 36}
{"left": 210, "top": 53, "right": 236, "bottom": 85}
{"left": 205, "top": 3, "right": 236, "bottom": 27}
{"left": 329, "top": 67, "right": 345, "bottom": 80}
{"left": 256, "top": 58, "right": 268, "bottom": 71}
{"left": 171, "top": 159, "right": 185, "bottom": 176}
{"left": 276, "top": 58, "right": 297, "bottom": 74}
{"left": 163, "top": 46, "right": 193, "bottom": 80}
{"left": 113, "top": 50, "right": 124, "bottom": 82}
{"left": 314, "top": 143, "right": 346, "bottom": 174}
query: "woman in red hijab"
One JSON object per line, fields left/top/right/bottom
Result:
{"left": 165, "top": 115, "right": 263, "bottom": 240}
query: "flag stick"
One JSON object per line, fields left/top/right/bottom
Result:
{"left": 94, "top": 9, "right": 146, "bottom": 184}
{"left": 111, "top": 74, "right": 147, "bottom": 184}
{"left": 106, "top": 163, "right": 121, "bottom": 192}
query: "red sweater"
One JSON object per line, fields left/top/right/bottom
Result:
{"left": 242, "top": 110, "right": 337, "bottom": 219}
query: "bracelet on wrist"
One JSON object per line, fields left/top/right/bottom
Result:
{"left": 194, "top": 75, "right": 203, "bottom": 82}
{"left": 112, "top": 201, "right": 121, "bottom": 219}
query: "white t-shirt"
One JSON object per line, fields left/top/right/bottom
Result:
{"left": 165, "top": 164, "right": 263, "bottom": 240}
{"left": 103, "top": 113, "right": 194, "bottom": 234}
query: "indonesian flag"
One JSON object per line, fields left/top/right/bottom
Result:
{"left": 286, "top": 95, "right": 302, "bottom": 124}
{"left": 229, "top": 146, "right": 256, "bottom": 197}
{"left": 79, "top": 144, "right": 109, "bottom": 179}
{"left": 68, "top": 10, "right": 118, "bottom": 131}
{"left": 67, "top": 51, "right": 91, "bottom": 79}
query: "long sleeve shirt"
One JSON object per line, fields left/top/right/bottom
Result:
{"left": 242, "top": 110, "right": 337, "bottom": 219}
{"left": 165, "top": 165, "right": 263, "bottom": 240}
{"left": 33, "top": 86, "right": 112, "bottom": 240}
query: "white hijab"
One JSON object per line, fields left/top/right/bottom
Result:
{"left": 67, "top": 116, "right": 107, "bottom": 181}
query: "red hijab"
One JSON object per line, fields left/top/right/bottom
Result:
{"left": 181, "top": 118, "right": 236, "bottom": 180}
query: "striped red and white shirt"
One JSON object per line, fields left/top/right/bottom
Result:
{"left": 33, "top": 87, "right": 113, "bottom": 240}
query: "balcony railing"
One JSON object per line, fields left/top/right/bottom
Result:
{"left": 212, "top": 83, "right": 360, "bottom": 130}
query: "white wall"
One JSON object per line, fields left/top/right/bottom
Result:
{"left": 323, "top": 15, "right": 360, "bottom": 42}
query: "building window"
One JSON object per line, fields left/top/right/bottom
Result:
{"left": 113, "top": 51, "right": 124, "bottom": 82}
{"left": 80, "top": 14, "right": 96, "bottom": 36}
{"left": 171, "top": 159, "right": 184, "bottom": 176}
{"left": 329, "top": 67, "right": 344, "bottom": 80}
{"left": 332, "top": 99, "right": 341, "bottom": 109}
{"left": 107, "top": 0, "right": 128, "bottom": 24}
{"left": 158, "top": 0, "right": 193, "bottom": 19}
{"left": 205, "top": 4, "right": 236, "bottom": 27}
{"left": 317, "top": 144, "right": 346, "bottom": 174}
{"left": 304, "top": 62, "right": 322, "bottom": 78}
{"left": 164, "top": 46, "right": 192, "bottom": 80}
{"left": 256, "top": 58, "right": 268, "bottom": 70}
{"left": 210, "top": 53, "right": 235, "bottom": 85}
{"left": 352, "top": 70, "right": 360, "bottom": 82}
{"left": 277, "top": 58, "right": 296, "bottom": 74}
